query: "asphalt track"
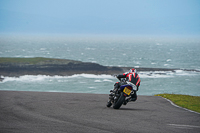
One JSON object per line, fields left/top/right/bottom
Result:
{"left": 0, "top": 91, "right": 200, "bottom": 133}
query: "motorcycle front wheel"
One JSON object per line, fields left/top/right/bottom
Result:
{"left": 113, "top": 92, "right": 125, "bottom": 109}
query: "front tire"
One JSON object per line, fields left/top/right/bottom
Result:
{"left": 113, "top": 92, "right": 125, "bottom": 109}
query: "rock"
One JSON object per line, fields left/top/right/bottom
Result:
{"left": 1, "top": 57, "right": 199, "bottom": 78}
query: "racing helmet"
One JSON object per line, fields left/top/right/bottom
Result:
{"left": 129, "top": 68, "right": 137, "bottom": 73}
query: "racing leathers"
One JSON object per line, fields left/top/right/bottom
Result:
{"left": 115, "top": 72, "right": 141, "bottom": 103}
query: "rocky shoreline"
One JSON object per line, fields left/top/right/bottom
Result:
{"left": 0, "top": 62, "right": 123, "bottom": 77}
{"left": 0, "top": 57, "right": 199, "bottom": 81}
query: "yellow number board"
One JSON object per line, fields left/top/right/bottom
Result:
{"left": 123, "top": 87, "right": 131, "bottom": 95}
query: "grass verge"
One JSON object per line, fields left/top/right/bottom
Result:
{"left": 154, "top": 94, "right": 200, "bottom": 113}
{"left": 0, "top": 57, "right": 80, "bottom": 65}
{"left": 0, "top": 57, "right": 51, "bottom": 64}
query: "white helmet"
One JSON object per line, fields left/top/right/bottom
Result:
{"left": 129, "top": 68, "right": 137, "bottom": 73}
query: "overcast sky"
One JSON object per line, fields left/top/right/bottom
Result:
{"left": 0, "top": 0, "right": 200, "bottom": 36}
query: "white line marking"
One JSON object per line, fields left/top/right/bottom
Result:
{"left": 161, "top": 97, "right": 200, "bottom": 115}
{"left": 168, "top": 124, "right": 200, "bottom": 129}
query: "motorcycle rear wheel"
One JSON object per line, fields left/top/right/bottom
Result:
{"left": 113, "top": 92, "right": 125, "bottom": 109}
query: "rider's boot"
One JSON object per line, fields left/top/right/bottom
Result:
{"left": 130, "top": 92, "right": 137, "bottom": 101}
{"left": 123, "top": 93, "right": 137, "bottom": 105}
{"left": 123, "top": 98, "right": 130, "bottom": 105}
{"left": 130, "top": 97, "right": 137, "bottom": 101}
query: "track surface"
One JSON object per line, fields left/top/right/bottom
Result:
{"left": 0, "top": 91, "right": 200, "bottom": 133}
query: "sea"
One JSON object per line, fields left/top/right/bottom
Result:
{"left": 0, "top": 35, "right": 200, "bottom": 96}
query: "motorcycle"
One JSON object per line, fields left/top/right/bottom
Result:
{"left": 106, "top": 78, "right": 137, "bottom": 109}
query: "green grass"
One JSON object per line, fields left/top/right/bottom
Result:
{"left": 0, "top": 57, "right": 50, "bottom": 64}
{"left": 0, "top": 57, "right": 80, "bottom": 65}
{"left": 155, "top": 94, "right": 200, "bottom": 113}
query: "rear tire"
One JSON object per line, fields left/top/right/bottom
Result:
{"left": 113, "top": 92, "right": 125, "bottom": 109}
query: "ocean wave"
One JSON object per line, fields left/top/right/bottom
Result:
{"left": 0, "top": 74, "right": 115, "bottom": 83}
{"left": 69, "top": 74, "right": 114, "bottom": 79}
{"left": 138, "top": 71, "right": 174, "bottom": 78}
{"left": 103, "top": 79, "right": 113, "bottom": 82}
{"left": 138, "top": 70, "right": 200, "bottom": 78}
{"left": 166, "top": 59, "right": 172, "bottom": 62}
{"left": 94, "top": 80, "right": 102, "bottom": 82}
{"left": 1, "top": 70, "right": 199, "bottom": 83}
{"left": 1, "top": 75, "right": 55, "bottom": 83}
{"left": 174, "top": 70, "right": 199, "bottom": 76}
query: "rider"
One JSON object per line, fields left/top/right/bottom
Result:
{"left": 112, "top": 68, "right": 141, "bottom": 104}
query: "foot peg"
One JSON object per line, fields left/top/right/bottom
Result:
{"left": 131, "top": 97, "right": 137, "bottom": 101}
{"left": 115, "top": 94, "right": 119, "bottom": 97}
{"left": 109, "top": 93, "right": 114, "bottom": 96}
{"left": 109, "top": 96, "right": 114, "bottom": 100}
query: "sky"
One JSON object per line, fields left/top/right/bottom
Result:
{"left": 0, "top": 0, "right": 200, "bottom": 36}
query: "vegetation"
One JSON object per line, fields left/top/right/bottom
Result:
{"left": 155, "top": 94, "right": 200, "bottom": 113}
{"left": 0, "top": 57, "right": 81, "bottom": 65}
